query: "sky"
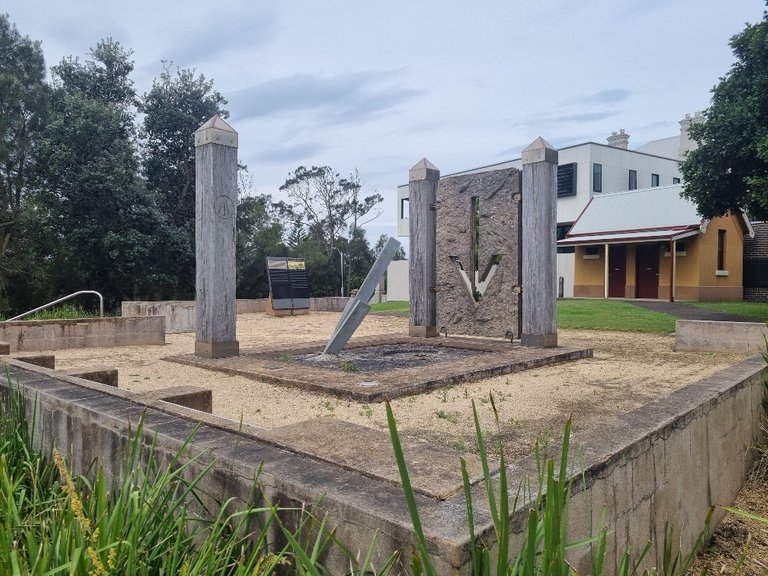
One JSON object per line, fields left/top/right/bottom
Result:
{"left": 4, "top": 0, "right": 765, "bottom": 246}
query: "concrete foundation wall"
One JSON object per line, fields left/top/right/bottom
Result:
{"left": 0, "top": 317, "right": 165, "bottom": 352}
{"left": 676, "top": 319, "right": 768, "bottom": 354}
{"left": 2, "top": 354, "right": 765, "bottom": 574}
{"left": 123, "top": 298, "right": 350, "bottom": 332}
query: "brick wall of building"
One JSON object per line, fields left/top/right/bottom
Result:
{"left": 744, "top": 222, "right": 768, "bottom": 302}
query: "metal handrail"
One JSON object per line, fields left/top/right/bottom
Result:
{"left": 7, "top": 290, "right": 104, "bottom": 321}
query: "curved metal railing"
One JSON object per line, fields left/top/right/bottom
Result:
{"left": 6, "top": 290, "right": 104, "bottom": 321}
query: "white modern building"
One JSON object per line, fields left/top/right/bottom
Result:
{"left": 392, "top": 119, "right": 697, "bottom": 299}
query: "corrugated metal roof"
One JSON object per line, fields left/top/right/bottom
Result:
{"left": 561, "top": 184, "right": 703, "bottom": 244}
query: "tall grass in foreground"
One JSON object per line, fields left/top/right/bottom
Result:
{"left": 386, "top": 395, "right": 710, "bottom": 575}
{"left": 0, "top": 383, "right": 395, "bottom": 575}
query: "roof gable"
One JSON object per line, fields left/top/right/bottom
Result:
{"left": 561, "top": 185, "right": 704, "bottom": 245}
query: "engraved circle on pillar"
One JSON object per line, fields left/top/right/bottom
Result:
{"left": 214, "top": 195, "right": 235, "bottom": 220}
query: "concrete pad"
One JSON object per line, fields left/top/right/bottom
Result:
{"left": 263, "top": 419, "right": 493, "bottom": 500}
{"left": 166, "top": 334, "right": 592, "bottom": 402}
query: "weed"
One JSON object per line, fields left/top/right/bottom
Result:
{"left": 435, "top": 409, "right": 460, "bottom": 424}
{"left": 339, "top": 360, "right": 358, "bottom": 372}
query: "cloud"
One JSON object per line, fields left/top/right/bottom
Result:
{"left": 228, "top": 71, "right": 422, "bottom": 125}
{"left": 252, "top": 141, "right": 327, "bottom": 164}
{"left": 548, "top": 111, "right": 620, "bottom": 124}
{"left": 561, "top": 88, "right": 632, "bottom": 107}
{"left": 158, "top": 8, "right": 278, "bottom": 66}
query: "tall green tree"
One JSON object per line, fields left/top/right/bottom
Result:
{"left": 0, "top": 14, "right": 49, "bottom": 313}
{"left": 278, "top": 166, "right": 383, "bottom": 258}
{"left": 38, "top": 39, "right": 164, "bottom": 308}
{"left": 681, "top": 6, "right": 768, "bottom": 219}
{"left": 140, "top": 64, "right": 228, "bottom": 298}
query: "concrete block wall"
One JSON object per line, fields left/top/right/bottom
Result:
{"left": 1, "top": 354, "right": 765, "bottom": 574}
{"left": 676, "top": 320, "right": 768, "bottom": 354}
{"left": 0, "top": 317, "right": 165, "bottom": 352}
{"left": 123, "top": 298, "right": 351, "bottom": 333}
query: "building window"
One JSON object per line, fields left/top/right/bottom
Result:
{"left": 717, "top": 229, "right": 726, "bottom": 270}
{"left": 556, "top": 222, "right": 575, "bottom": 253}
{"left": 593, "top": 163, "right": 602, "bottom": 193}
{"left": 557, "top": 163, "right": 577, "bottom": 197}
{"left": 583, "top": 245, "right": 601, "bottom": 259}
{"left": 628, "top": 170, "right": 637, "bottom": 190}
{"left": 672, "top": 177, "right": 681, "bottom": 184}
{"left": 651, "top": 173, "right": 660, "bottom": 187}
{"left": 400, "top": 198, "right": 409, "bottom": 219}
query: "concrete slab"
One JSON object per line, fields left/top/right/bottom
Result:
{"left": 262, "top": 419, "right": 493, "bottom": 500}
{"left": 63, "top": 367, "right": 118, "bottom": 387}
{"left": 11, "top": 354, "right": 55, "bottom": 369}
{"left": 136, "top": 385, "right": 213, "bottom": 413}
{"left": 165, "top": 333, "right": 592, "bottom": 402}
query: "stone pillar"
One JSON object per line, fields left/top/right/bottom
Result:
{"left": 408, "top": 158, "right": 439, "bottom": 337}
{"left": 521, "top": 137, "right": 558, "bottom": 347}
{"left": 194, "top": 115, "right": 239, "bottom": 358}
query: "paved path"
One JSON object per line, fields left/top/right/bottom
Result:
{"left": 626, "top": 300, "right": 762, "bottom": 323}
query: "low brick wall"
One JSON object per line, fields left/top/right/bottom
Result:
{"left": 0, "top": 317, "right": 165, "bottom": 352}
{"left": 123, "top": 298, "right": 350, "bottom": 333}
{"left": 675, "top": 319, "right": 768, "bottom": 353}
{"left": 1, "top": 354, "right": 764, "bottom": 573}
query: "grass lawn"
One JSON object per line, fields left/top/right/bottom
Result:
{"left": 689, "top": 301, "right": 768, "bottom": 323}
{"left": 372, "top": 299, "right": 680, "bottom": 332}
{"left": 370, "top": 300, "right": 410, "bottom": 315}
{"left": 556, "top": 299, "right": 677, "bottom": 333}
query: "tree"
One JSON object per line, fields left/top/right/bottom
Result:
{"left": 141, "top": 63, "right": 228, "bottom": 298}
{"left": 236, "top": 171, "right": 286, "bottom": 298}
{"left": 373, "top": 233, "right": 406, "bottom": 261}
{"left": 278, "top": 166, "right": 383, "bottom": 258}
{"left": 0, "top": 14, "right": 49, "bottom": 312}
{"left": 37, "top": 39, "right": 164, "bottom": 308}
{"left": 680, "top": 7, "right": 768, "bottom": 219}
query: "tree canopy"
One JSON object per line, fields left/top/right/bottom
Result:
{"left": 0, "top": 16, "right": 391, "bottom": 314}
{"left": 681, "top": 6, "right": 768, "bottom": 220}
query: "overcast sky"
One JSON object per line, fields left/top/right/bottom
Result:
{"left": 4, "top": 1, "right": 765, "bottom": 243}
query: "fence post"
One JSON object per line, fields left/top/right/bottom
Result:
{"left": 521, "top": 137, "right": 558, "bottom": 347}
{"left": 194, "top": 115, "right": 239, "bottom": 358}
{"left": 408, "top": 158, "right": 439, "bottom": 337}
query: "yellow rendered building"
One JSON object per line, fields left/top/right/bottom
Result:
{"left": 558, "top": 185, "right": 753, "bottom": 301}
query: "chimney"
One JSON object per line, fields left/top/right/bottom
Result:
{"left": 607, "top": 129, "right": 629, "bottom": 149}
{"left": 679, "top": 112, "right": 703, "bottom": 157}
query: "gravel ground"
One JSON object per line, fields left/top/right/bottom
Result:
{"left": 51, "top": 311, "right": 751, "bottom": 461}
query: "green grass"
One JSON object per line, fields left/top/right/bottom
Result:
{"left": 689, "top": 301, "right": 768, "bottom": 323}
{"left": 370, "top": 300, "right": 410, "bottom": 314}
{"left": 556, "top": 299, "right": 678, "bottom": 333}
{"left": 8, "top": 304, "right": 100, "bottom": 321}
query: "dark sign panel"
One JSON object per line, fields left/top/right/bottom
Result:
{"left": 267, "top": 257, "right": 310, "bottom": 310}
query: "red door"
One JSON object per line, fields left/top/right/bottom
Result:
{"left": 636, "top": 244, "right": 660, "bottom": 299}
{"left": 608, "top": 245, "right": 626, "bottom": 298}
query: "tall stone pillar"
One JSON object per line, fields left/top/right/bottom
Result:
{"left": 521, "top": 137, "right": 558, "bottom": 347}
{"left": 408, "top": 158, "right": 439, "bottom": 337}
{"left": 194, "top": 115, "right": 239, "bottom": 358}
